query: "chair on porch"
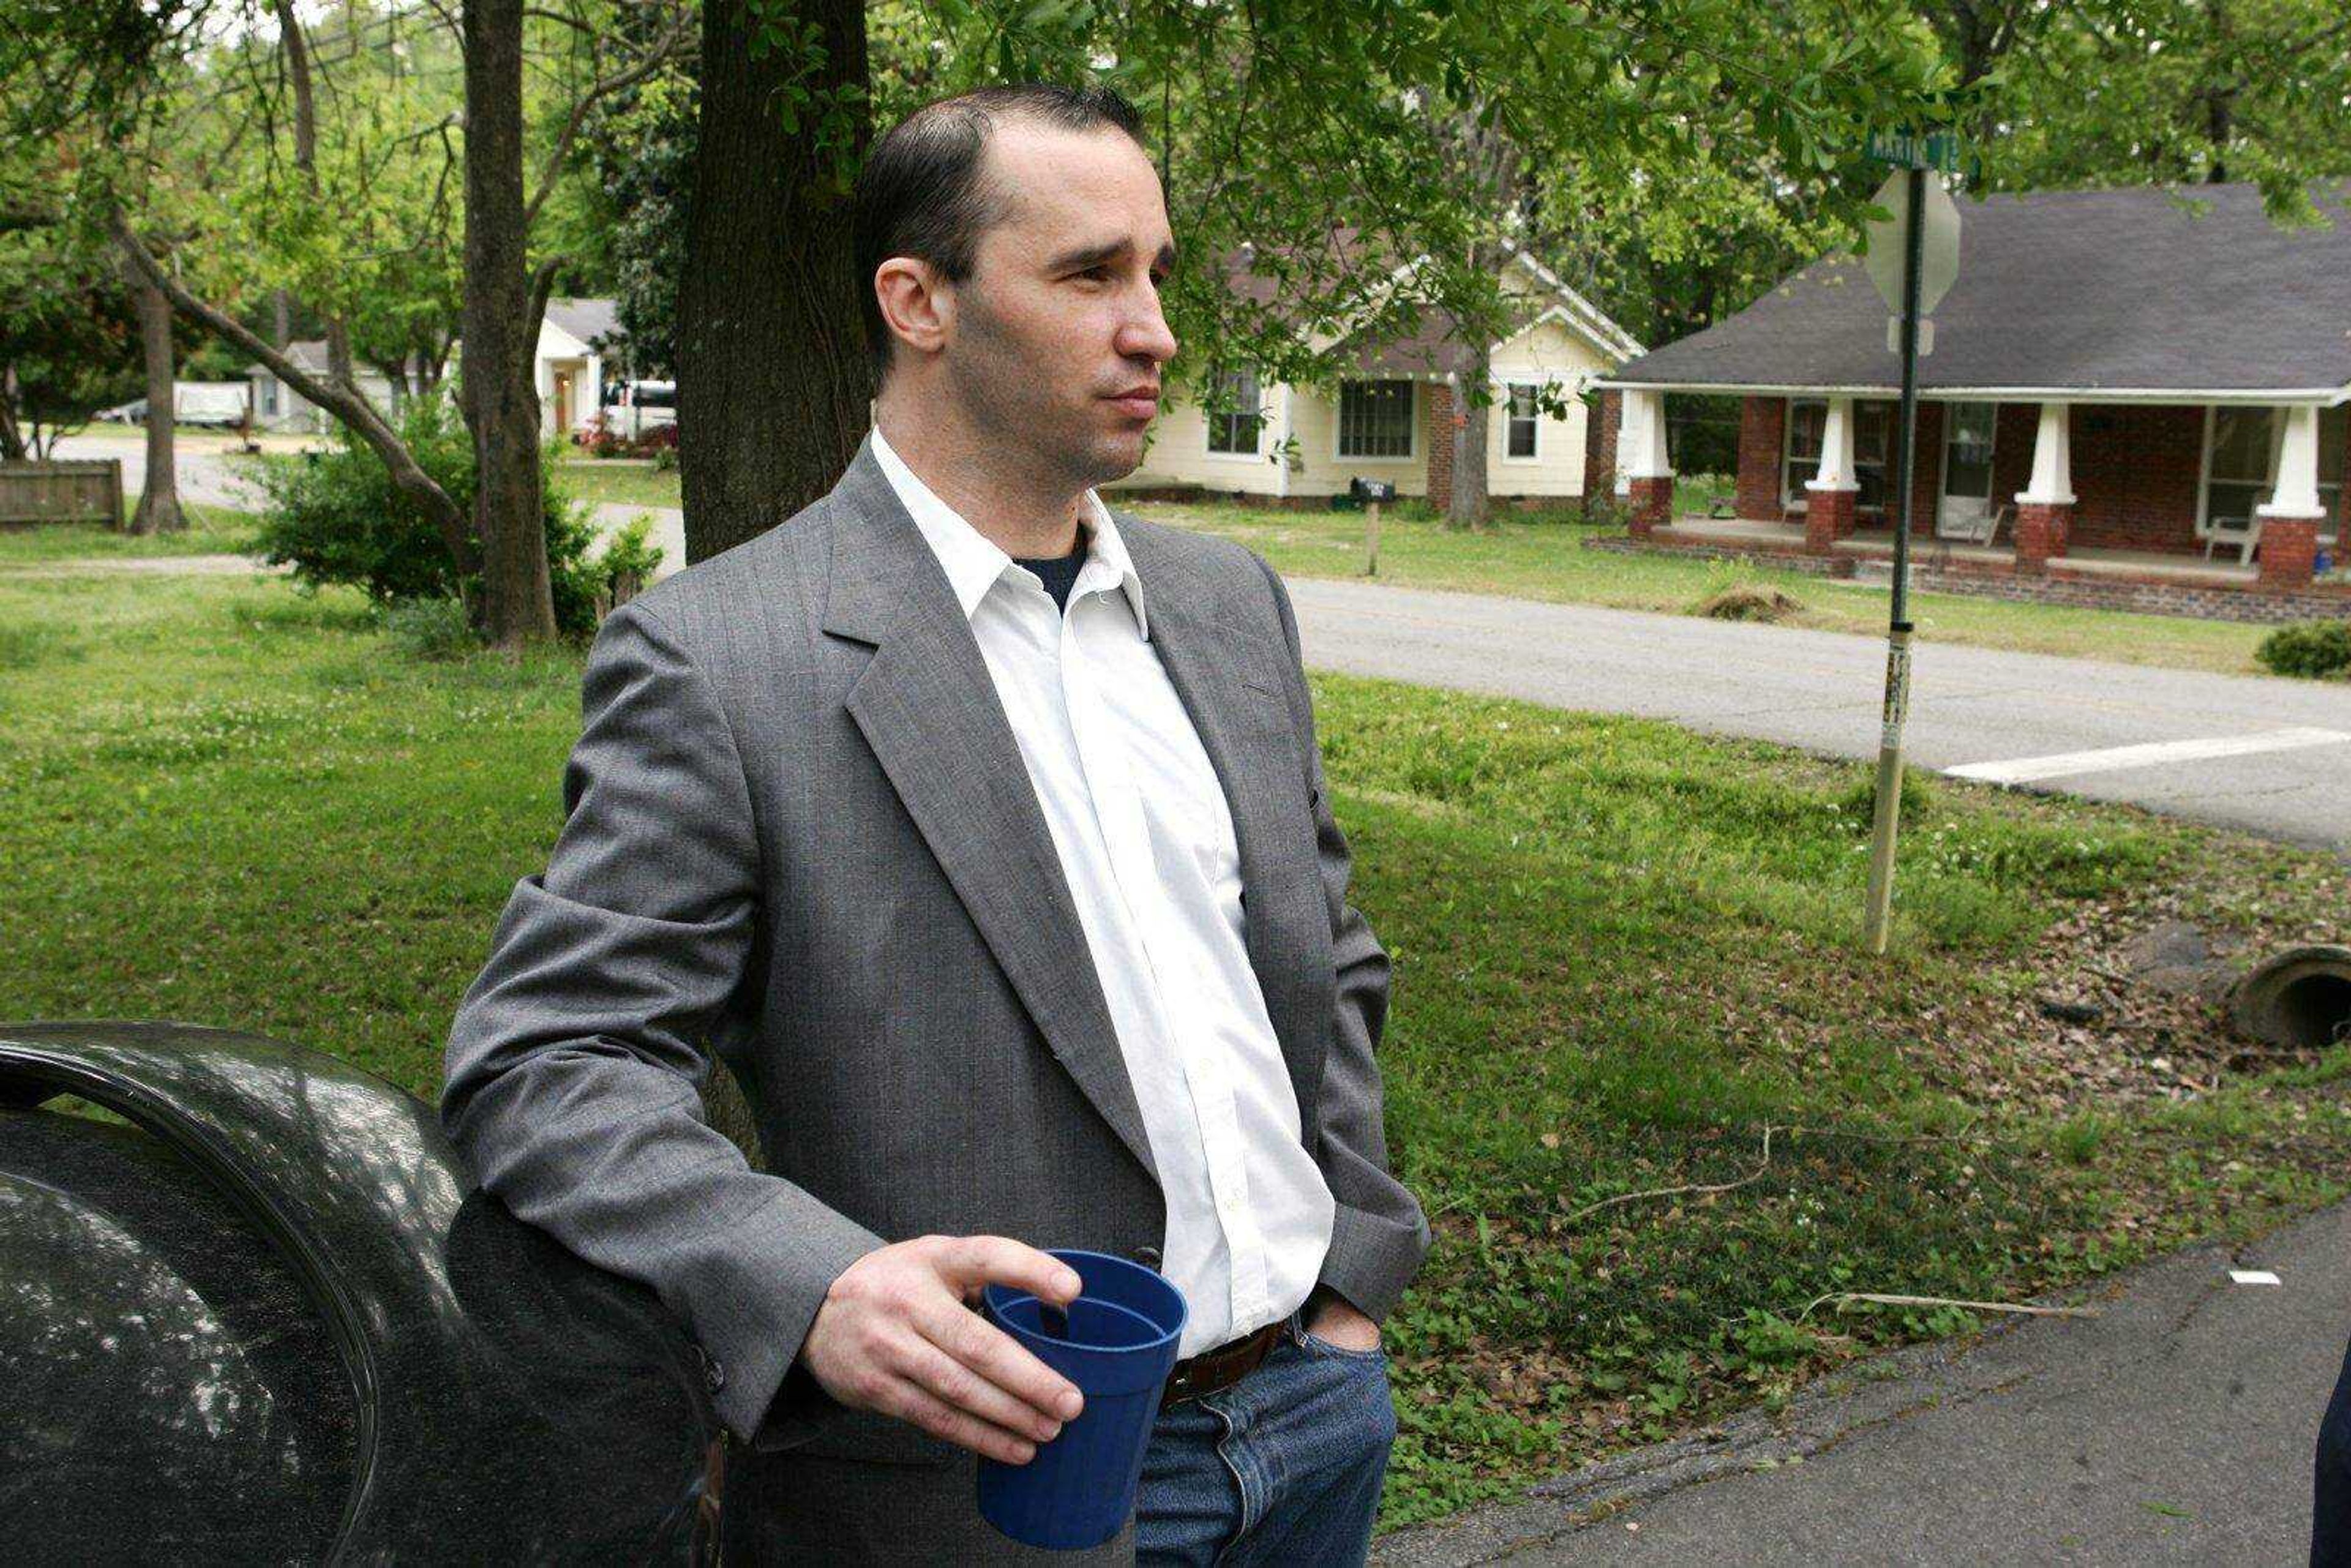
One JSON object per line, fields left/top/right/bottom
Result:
{"left": 2203, "top": 516, "right": 2261, "bottom": 566}
{"left": 1925, "top": 503, "right": 2009, "bottom": 573}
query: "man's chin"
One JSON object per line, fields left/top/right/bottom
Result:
{"left": 1074, "top": 429, "right": 1149, "bottom": 489}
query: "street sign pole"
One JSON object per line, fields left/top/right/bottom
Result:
{"left": 1862, "top": 163, "right": 1927, "bottom": 956}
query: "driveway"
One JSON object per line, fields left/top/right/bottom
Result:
{"left": 1373, "top": 1199, "right": 2350, "bottom": 1566}
{"left": 1279, "top": 577, "right": 2351, "bottom": 851}
{"left": 51, "top": 431, "right": 279, "bottom": 512}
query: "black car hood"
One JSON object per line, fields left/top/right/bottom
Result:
{"left": 0, "top": 1021, "right": 718, "bottom": 1564}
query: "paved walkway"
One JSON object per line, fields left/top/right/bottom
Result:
{"left": 1281, "top": 577, "right": 2351, "bottom": 850}
{"left": 1374, "top": 1199, "right": 2349, "bottom": 1566}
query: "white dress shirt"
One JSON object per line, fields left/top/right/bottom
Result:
{"left": 869, "top": 427, "right": 1335, "bottom": 1356}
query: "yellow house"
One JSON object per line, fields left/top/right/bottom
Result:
{"left": 1116, "top": 245, "right": 1641, "bottom": 508}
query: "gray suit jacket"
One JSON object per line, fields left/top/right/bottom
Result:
{"left": 440, "top": 437, "right": 1429, "bottom": 1560}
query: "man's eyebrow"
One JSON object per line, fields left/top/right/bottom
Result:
{"left": 1044, "top": 238, "right": 1180, "bottom": 273}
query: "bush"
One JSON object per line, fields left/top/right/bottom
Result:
{"left": 2255, "top": 620, "right": 2351, "bottom": 680}
{"left": 379, "top": 595, "right": 478, "bottom": 660}
{"left": 252, "top": 388, "right": 604, "bottom": 636}
{"left": 596, "top": 514, "right": 667, "bottom": 604}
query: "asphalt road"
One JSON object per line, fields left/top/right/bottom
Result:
{"left": 1373, "top": 1199, "right": 2351, "bottom": 1566}
{"left": 1281, "top": 577, "right": 2351, "bottom": 852}
{"left": 47, "top": 443, "right": 2351, "bottom": 849}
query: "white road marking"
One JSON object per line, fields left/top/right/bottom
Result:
{"left": 2230, "top": 1269, "right": 2283, "bottom": 1286}
{"left": 1948, "top": 728, "right": 2351, "bottom": 786}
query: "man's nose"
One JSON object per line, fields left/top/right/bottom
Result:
{"left": 1119, "top": 285, "right": 1178, "bottom": 365}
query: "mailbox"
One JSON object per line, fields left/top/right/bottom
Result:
{"left": 1348, "top": 477, "right": 1398, "bottom": 504}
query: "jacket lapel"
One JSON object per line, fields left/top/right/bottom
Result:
{"left": 819, "top": 440, "right": 1160, "bottom": 1187}
{"left": 1116, "top": 522, "right": 1327, "bottom": 1135}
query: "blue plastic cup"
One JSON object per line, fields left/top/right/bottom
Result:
{"left": 977, "top": 1248, "right": 1189, "bottom": 1550}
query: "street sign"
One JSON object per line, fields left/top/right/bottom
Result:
{"left": 1864, "top": 170, "right": 1960, "bottom": 317}
{"left": 1865, "top": 129, "right": 1961, "bottom": 172}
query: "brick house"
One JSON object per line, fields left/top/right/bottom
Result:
{"left": 1594, "top": 183, "right": 2350, "bottom": 588}
{"left": 1119, "top": 244, "right": 1641, "bottom": 509}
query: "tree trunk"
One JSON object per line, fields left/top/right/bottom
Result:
{"left": 678, "top": 0, "right": 872, "bottom": 564}
{"left": 462, "top": 0, "right": 557, "bottom": 645}
{"left": 125, "top": 254, "right": 185, "bottom": 535}
{"left": 0, "top": 369, "right": 27, "bottom": 462}
{"left": 1446, "top": 343, "right": 1492, "bottom": 530}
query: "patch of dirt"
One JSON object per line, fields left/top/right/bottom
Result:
{"left": 1694, "top": 585, "right": 1804, "bottom": 622}
{"left": 1911, "top": 883, "right": 2348, "bottom": 1114}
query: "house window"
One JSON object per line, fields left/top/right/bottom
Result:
{"left": 1338, "top": 380, "right": 1414, "bottom": 459}
{"left": 2202, "top": 405, "right": 2347, "bottom": 542}
{"left": 1504, "top": 383, "right": 1540, "bottom": 459}
{"left": 1783, "top": 399, "right": 1892, "bottom": 508}
{"left": 1205, "top": 367, "right": 1263, "bottom": 455}
{"left": 258, "top": 380, "right": 279, "bottom": 417}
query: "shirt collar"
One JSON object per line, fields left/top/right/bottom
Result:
{"left": 870, "top": 426, "right": 1150, "bottom": 640}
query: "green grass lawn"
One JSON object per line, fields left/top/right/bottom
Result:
{"left": 0, "top": 504, "right": 260, "bottom": 563}
{"left": 549, "top": 457, "right": 2278, "bottom": 678}
{"left": 4, "top": 536, "right": 2345, "bottom": 1531}
{"left": 555, "top": 457, "right": 681, "bottom": 512}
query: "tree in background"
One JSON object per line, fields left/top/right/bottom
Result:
{"left": 0, "top": 170, "right": 142, "bottom": 460}
{"left": 673, "top": 0, "right": 1957, "bottom": 558}
{"left": 8, "top": 0, "right": 689, "bottom": 643}
{"left": 578, "top": 21, "right": 699, "bottom": 379}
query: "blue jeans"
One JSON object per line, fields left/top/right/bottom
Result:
{"left": 1134, "top": 1307, "right": 1399, "bottom": 1566}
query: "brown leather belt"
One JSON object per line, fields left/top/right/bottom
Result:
{"left": 1159, "top": 1320, "right": 1284, "bottom": 1410}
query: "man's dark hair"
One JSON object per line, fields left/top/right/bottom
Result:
{"left": 853, "top": 84, "right": 1150, "bottom": 383}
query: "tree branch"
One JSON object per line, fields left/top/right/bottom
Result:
{"left": 522, "top": 1, "right": 690, "bottom": 233}
{"left": 104, "top": 209, "right": 478, "bottom": 577}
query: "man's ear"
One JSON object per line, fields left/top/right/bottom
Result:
{"left": 873, "top": 257, "right": 953, "bottom": 364}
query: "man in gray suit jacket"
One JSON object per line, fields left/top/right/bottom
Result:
{"left": 441, "top": 83, "right": 1429, "bottom": 1564}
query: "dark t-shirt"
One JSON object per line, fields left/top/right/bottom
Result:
{"left": 1013, "top": 534, "right": 1089, "bottom": 615}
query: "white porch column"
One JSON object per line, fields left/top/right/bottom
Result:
{"left": 1801, "top": 395, "right": 1859, "bottom": 551}
{"left": 2012, "top": 400, "right": 2075, "bottom": 572}
{"left": 1806, "top": 396, "right": 1859, "bottom": 493}
{"left": 1619, "top": 388, "right": 1671, "bottom": 479}
{"left": 1616, "top": 388, "right": 1673, "bottom": 534}
{"left": 2017, "top": 400, "right": 2075, "bottom": 505}
{"left": 2257, "top": 403, "right": 2328, "bottom": 583}
{"left": 2265, "top": 405, "right": 2325, "bottom": 518}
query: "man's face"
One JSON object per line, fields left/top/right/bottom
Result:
{"left": 939, "top": 121, "right": 1180, "bottom": 489}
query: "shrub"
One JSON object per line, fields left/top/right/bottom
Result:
{"left": 2255, "top": 620, "right": 2351, "bottom": 680}
{"left": 252, "top": 388, "right": 604, "bottom": 636}
{"left": 379, "top": 595, "right": 478, "bottom": 660}
{"left": 596, "top": 513, "right": 667, "bottom": 604}
{"left": 579, "top": 424, "right": 629, "bottom": 458}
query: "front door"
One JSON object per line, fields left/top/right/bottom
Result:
{"left": 552, "top": 369, "right": 574, "bottom": 434}
{"left": 1938, "top": 402, "right": 1996, "bottom": 536}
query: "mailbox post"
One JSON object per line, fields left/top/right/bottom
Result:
{"left": 1350, "top": 476, "right": 1397, "bottom": 576}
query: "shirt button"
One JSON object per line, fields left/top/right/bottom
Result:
{"left": 702, "top": 1353, "right": 726, "bottom": 1393}
{"left": 1130, "top": 1245, "right": 1163, "bottom": 1270}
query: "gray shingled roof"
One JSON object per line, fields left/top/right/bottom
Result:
{"left": 1609, "top": 182, "right": 2351, "bottom": 399}
{"left": 543, "top": 296, "right": 620, "bottom": 350}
